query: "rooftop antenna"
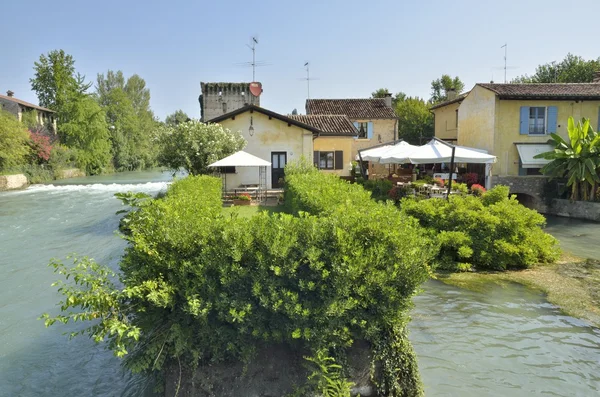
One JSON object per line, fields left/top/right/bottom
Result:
{"left": 298, "top": 62, "right": 319, "bottom": 100}
{"left": 234, "top": 36, "right": 270, "bottom": 80}
{"left": 501, "top": 43, "right": 507, "bottom": 83}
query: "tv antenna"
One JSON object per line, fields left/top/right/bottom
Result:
{"left": 234, "top": 36, "right": 270, "bottom": 81}
{"left": 298, "top": 62, "right": 319, "bottom": 100}
{"left": 494, "top": 43, "right": 518, "bottom": 83}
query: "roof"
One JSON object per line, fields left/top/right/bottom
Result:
{"left": 207, "top": 104, "right": 321, "bottom": 134}
{"left": 208, "top": 150, "right": 271, "bottom": 167}
{"left": 429, "top": 92, "right": 469, "bottom": 110}
{"left": 0, "top": 94, "right": 55, "bottom": 113}
{"left": 287, "top": 114, "right": 358, "bottom": 136}
{"left": 306, "top": 98, "right": 398, "bottom": 119}
{"left": 477, "top": 83, "right": 600, "bottom": 100}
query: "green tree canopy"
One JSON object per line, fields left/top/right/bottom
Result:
{"left": 0, "top": 110, "right": 31, "bottom": 170}
{"left": 395, "top": 95, "right": 434, "bottom": 145}
{"left": 165, "top": 110, "right": 191, "bottom": 126}
{"left": 512, "top": 53, "right": 600, "bottom": 83}
{"left": 157, "top": 121, "right": 246, "bottom": 175}
{"left": 430, "top": 74, "right": 464, "bottom": 103}
{"left": 30, "top": 49, "right": 92, "bottom": 120}
{"left": 371, "top": 88, "right": 406, "bottom": 108}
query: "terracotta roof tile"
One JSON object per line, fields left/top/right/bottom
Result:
{"left": 478, "top": 83, "right": 600, "bottom": 99}
{"left": 306, "top": 98, "right": 397, "bottom": 119}
{"left": 288, "top": 114, "right": 358, "bottom": 136}
{"left": 429, "top": 92, "right": 469, "bottom": 110}
{"left": 0, "top": 94, "right": 55, "bottom": 113}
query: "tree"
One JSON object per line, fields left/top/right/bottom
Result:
{"left": 371, "top": 88, "right": 405, "bottom": 108}
{"left": 535, "top": 117, "right": 600, "bottom": 201}
{"left": 395, "top": 96, "right": 434, "bottom": 145}
{"left": 513, "top": 53, "right": 600, "bottom": 83}
{"left": 60, "top": 95, "right": 112, "bottom": 174}
{"left": 157, "top": 121, "right": 246, "bottom": 175}
{"left": 0, "top": 110, "right": 31, "bottom": 170}
{"left": 165, "top": 110, "right": 191, "bottom": 126}
{"left": 30, "top": 50, "right": 92, "bottom": 121}
{"left": 430, "top": 75, "right": 464, "bottom": 104}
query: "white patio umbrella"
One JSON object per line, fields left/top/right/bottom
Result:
{"left": 405, "top": 140, "right": 496, "bottom": 164}
{"left": 377, "top": 141, "right": 419, "bottom": 164}
{"left": 358, "top": 143, "right": 396, "bottom": 162}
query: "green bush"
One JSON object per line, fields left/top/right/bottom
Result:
{"left": 400, "top": 185, "right": 560, "bottom": 271}
{"left": 0, "top": 110, "right": 30, "bottom": 170}
{"left": 45, "top": 173, "right": 431, "bottom": 396}
{"left": 363, "top": 179, "right": 394, "bottom": 201}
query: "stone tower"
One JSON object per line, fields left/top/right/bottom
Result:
{"left": 199, "top": 82, "right": 261, "bottom": 122}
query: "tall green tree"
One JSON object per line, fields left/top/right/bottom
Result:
{"left": 371, "top": 89, "right": 406, "bottom": 108}
{"left": 430, "top": 75, "right": 464, "bottom": 104}
{"left": 30, "top": 50, "right": 91, "bottom": 121}
{"left": 157, "top": 121, "right": 246, "bottom": 175}
{"left": 395, "top": 95, "right": 434, "bottom": 145}
{"left": 535, "top": 117, "right": 600, "bottom": 201}
{"left": 0, "top": 110, "right": 31, "bottom": 170}
{"left": 165, "top": 110, "right": 191, "bottom": 126}
{"left": 513, "top": 53, "right": 600, "bottom": 83}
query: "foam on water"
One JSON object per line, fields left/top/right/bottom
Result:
{"left": 4, "top": 181, "right": 170, "bottom": 196}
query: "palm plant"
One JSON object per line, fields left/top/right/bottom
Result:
{"left": 534, "top": 117, "right": 600, "bottom": 201}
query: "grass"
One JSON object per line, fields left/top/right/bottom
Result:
{"left": 222, "top": 204, "right": 288, "bottom": 218}
{"left": 436, "top": 252, "right": 600, "bottom": 327}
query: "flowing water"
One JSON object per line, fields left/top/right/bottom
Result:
{"left": 1, "top": 173, "right": 599, "bottom": 396}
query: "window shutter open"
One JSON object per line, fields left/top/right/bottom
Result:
{"left": 353, "top": 122, "right": 359, "bottom": 139}
{"left": 334, "top": 151, "right": 343, "bottom": 170}
{"left": 547, "top": 106, "right": 558, "bottom": 134}
{"left": 367, "top": 122, "right": 374, "bottom": 139}
{"left": 313, "top": 151, "right": 319, "bottom": 168}
{"left": 520, "top": 106, "right": 529, "bottom": 134}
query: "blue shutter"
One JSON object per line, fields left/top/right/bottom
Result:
{"left": 547, "top": 106, "right": 558, "bottom": 134}
{"left": 520, "top": 106, "right": 529, "bottom": 135}
{"left": 353, "top": 122, "right": 359, "bottom": 139}
{"left": 367, "top": 122, "right": 374, "bottom": 139}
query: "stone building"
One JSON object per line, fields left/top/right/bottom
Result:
{"left": 305, "top": 96, "right": 398, "bottom": 178}
{"left": 199, "top": 82, "right": 261, "bottom": 121}
{"left": 0, "top": 90, "right": 57, "bottom": 132}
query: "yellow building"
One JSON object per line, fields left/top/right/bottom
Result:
{"left": 455, "top": 82, "right": 600, "bottom": 205}
{"left": 430, "top": 92, "right": 468, "bottom": 143}
{"left": 306, "top": 97, "right": 398, "bottom": 178}
{"left": 288, "top": 115, "right": 358, "bottom": 177}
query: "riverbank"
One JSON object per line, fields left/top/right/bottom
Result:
{"left": 437, "top": 252, "right": 600, "bottom": 327}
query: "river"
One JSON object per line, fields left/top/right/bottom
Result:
{"left": 0, "top": 172, "right": 599, "bottom": 397}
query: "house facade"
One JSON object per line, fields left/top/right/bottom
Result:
{"left": 455, "top": 82, "right": 600, "bottom": 204}
{"left": 430, "top": 91, "right": 468, "bottom": 143}
{"left": 288, "top": 115, "right": 358, "bottom": 177}
{"left": 208, "top": 105, "right": 318, "bottom": 190}
{"left": 306, "top": 97, "right": 398, "bottom": 178}
{"left": 0, "top": 90, "right": 57, "bottom": 131}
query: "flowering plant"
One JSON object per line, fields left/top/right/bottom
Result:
{"left": 233, "top": 193, "right": 251, "bottom": 201}
{"left": 471, "top": 184, "right": 486, "bottom": 196}
{"left": 29, "top": 130, "right": 53, "bottom": 163}
{"left": 433, "top": 178, "right": 445, "bottom": 187}
{"left": 462, "top": 173, "right": 479, "bottom": 186}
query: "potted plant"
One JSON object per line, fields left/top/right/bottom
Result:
{"left": 232, "top": 193, "right": 252, "bottom": 206}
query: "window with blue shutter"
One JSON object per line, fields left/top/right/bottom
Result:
{"left": 367, "top": 122, "right": 374, "bottom": 139}
{"left": 547, "top": 106, "right": 558, "bottom": 134}
{"left": 519, "top": 106, "right": 530, "bottom": 135}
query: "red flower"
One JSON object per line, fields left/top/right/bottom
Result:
{"left": 29, "top": 130, "right": 53, "bottom": 162}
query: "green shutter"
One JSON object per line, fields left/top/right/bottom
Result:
{"left": 334, "top": 151, "right": 343, "bottom": 170}
{"left": 520, "top": 107, "right": 530, "bottom": 134}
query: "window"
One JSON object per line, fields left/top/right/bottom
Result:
{"left": 357, "top": 122, "right": 368, "bottom": 139}
{"left": 455, "top": 109, "right": 459, "bottom": 128}
{"left": 319, "top": 151, "right": 334, "bottom": 169}
{"left": 529, "top": 107, "right": 546, "bottom": 134}
{"left": 220, "top": 166, "right": 236, "bottom": 174}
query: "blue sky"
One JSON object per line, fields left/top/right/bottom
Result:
{"left": 2, "top": 0, "right": 599, "bottom": 120}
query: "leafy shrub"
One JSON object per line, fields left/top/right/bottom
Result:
{"left": 388, "top": 185, "right": 412, "bottom": 201}
{"left": 363, "top": 179, "right": 394, "bottom": 201}
{"left": 232, "top": 193, "right": 251, "bottom": 201}
{"left": 19, "top": 164, "right": 54, "bottom": 184}
{"left": 285, "top": 156, "right": 319, "bottom": 177}
{"left": 0, "top": 110, "right": 30, "bottom": 170}
{"left": 462, "top": 172, "right": 479, "bottom": 186}
{"left": 471, "top": 184, "right": 486, "bottom": 196}
{"left": 29, "top": 131, "right": 53, "bottom": 163}
{"left": 452, "top": 182, "right": 468, "bottom": 194}
{"left": 400, "top": 185, "right": 560, "bottom": 271}
{"left": 45, "top": 174, "right": 431, "bottom": 396}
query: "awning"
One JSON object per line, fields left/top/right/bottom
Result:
{"left": 358, "top": 141, "right": 418, "bottom": 162}
{"left": 403, "top": 140, "right": 497, "bottom": 164}
{"left": 516, "top": 144, "right": 553, "bottom": 168}
{"left": 208, "top": 150, "right": 271, "bottom": 167}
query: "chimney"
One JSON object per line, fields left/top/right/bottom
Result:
{"left": 446, "top": 88, "right": 457, "bottom": 101}
{"left": 383, "top": 92, "right": 392, "bottom": 108}
{"left": 6, "top": 90, "right": 14, "bottom": 97}
{"left": 593, "top": 70, "right": 600, "bottom": 83}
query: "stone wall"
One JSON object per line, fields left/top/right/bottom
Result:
{"left": 546, "top": 199, "right": 600, "bottom": 222}
{"left": 0, "top": 174, "right": 28, "bottom": 191}
{"left": 164, "top": 342, "right": 374, "bottom": 397}
{"left": 492, "top": 175, "right": 548, "bottom": 211}
{"left": 200, "top": 82, "right": 259, "bottom": 121}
